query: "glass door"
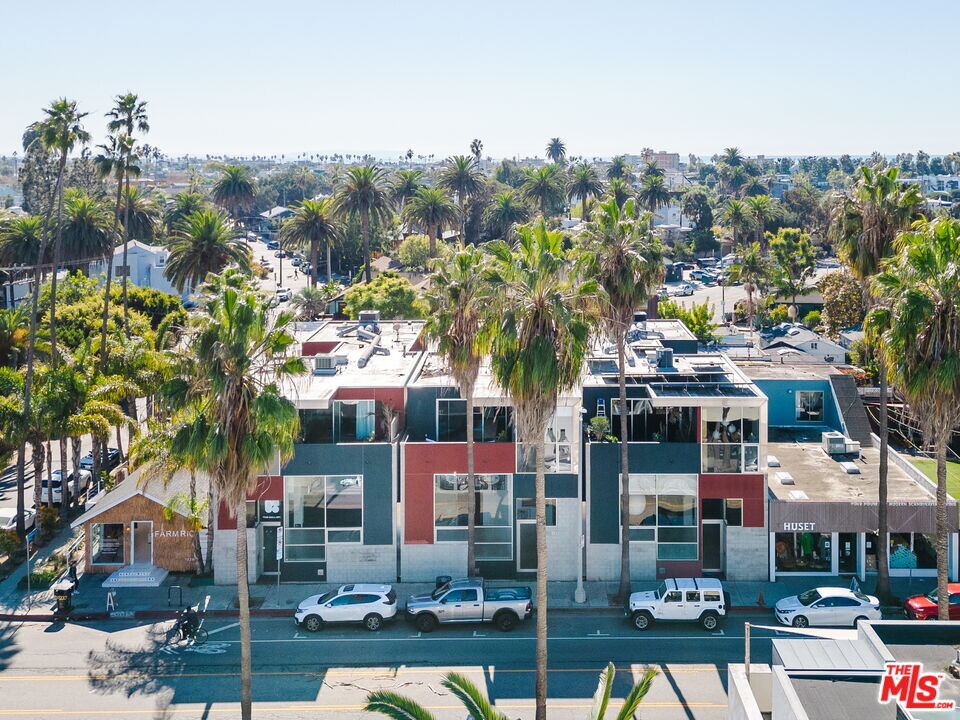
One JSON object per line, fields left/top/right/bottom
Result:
{"left": 262, "top": 524, "right": 280, "bottom": 574}
{"left": 839, "top": 533, "right": 858, "bottom": 574}
{"left": 702, "top": 521, "right": 723, "bottom": 572}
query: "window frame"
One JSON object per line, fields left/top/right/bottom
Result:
{"left": 284, "top": 474, "right": 364, "bottom": 563}
{"left": 795, "top": 391, "right": 824, "bottom": 423}
{"left": 433, "top": 473, "right": 514, "bottom": 561}
{"left": 627, "top": 474, "right": 699, "bottom": 561}
{"left": 90, "top": 522, "right": 125, "bottom": 565}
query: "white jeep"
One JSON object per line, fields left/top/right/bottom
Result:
{"left": 628, "top": 577, "right": 727, "bottom": 631}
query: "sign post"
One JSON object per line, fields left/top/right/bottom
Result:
{"left": 276, "top": 529, "right": 283, "bottom": 590}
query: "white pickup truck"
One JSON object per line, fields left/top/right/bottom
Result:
{"left": 628, "top": 577, "right": 728, "bottom": 631}
{"left": 405, "top": 578, "right": 532, "bottom": 632}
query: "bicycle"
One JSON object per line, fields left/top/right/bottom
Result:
{"left": 167, "top": 618, "right": 208, "bottom": 645}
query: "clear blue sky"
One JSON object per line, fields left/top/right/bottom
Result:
{"left": 4, "top": 0, "right": 957, "bottom": 160}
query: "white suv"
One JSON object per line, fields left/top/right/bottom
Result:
{"left": 295, "top": 584, "right": 397, "bottom": 632}
{"left": 628, "top": 577, "right": 727, "bottom": 631}
{"left": 41, "top": 469, "right": 92, "bottom": 505}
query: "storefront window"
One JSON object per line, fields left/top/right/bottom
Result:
{"left": 434, "top": 474, "right": 512, "bottom": 560}
{"left": 890, "top": 532, "right": 936, "bottom": 569}
{"left": 91, "top": 523, "right": 124, "bottom": 564}
{"left": 796, "top": 391, "right": 824, "bottom": 422}
{"left": 612, "top": 400, "right": 695, "bottom": 442}
{"left": 839, "top": 532, "right": 858, "bottom": 574}
{"left": 775, "top": 532, "right": 832, "bottom": 572}
{"left": 628, "top": 474, "right": 698, "bottom": 559}
{"left": 284, "top": 475, "right": 363, "bottom": 561}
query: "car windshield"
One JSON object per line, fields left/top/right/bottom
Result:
{"left": 853, "top": 592, "right": 871, "bottom": 603}
{"left": 797, "top": 589, "right": 821, "bottom": 606}
{"left": 926, "top": 590, "right": 939, "bottom": 602}
{"left": 315, "top": 590, "right": 337, "bottom": 605}
{"left": 655, "top": 582, "right": 666, "bottom": 600}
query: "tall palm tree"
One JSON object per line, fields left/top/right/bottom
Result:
{"left": 521, "top": 166, "right": 564, "bottom": 217}
{"left": 38, "top": 99, "right": 90, "bottom": 366}
{"left": 579, "top": 198, "right": 663, "bottom": 603}
{"left": 279, "top": 198, "right": 340, "bottom": 284}
{"left": 0, "top": 216, "right": 47, "bottom": 268}
{"left": 606, "top": 156, "right": 633, "bottom": 182}
{"left": 727, "top": 241, "right": 769, "bottom": 329}
{"left": 60, "top": 190, "right": 114, "bottom": 272}
{"left": 744, "top": 194, "right": 778, "bottom": 249}
{"left": 164, "top": 209, "right": 252, "bottom": 292}
{"left": 568, "top": 162, "right": 603, "bottom": 222}
{"left": 830, "top": 166, "right": 922, "bottom": 601}
{"left": 164, "top": 192, "right": 208, "bottom": 234}
{"left": 483, "top": 191, "right": 530, "bottom": 241}
{"left": 425, "top": 245, "right": 493, "bottom": 578}
{"left": 719, "top": 198, "right": 751, "bottom": 249}
{"left": 722, "top": 147, "right": 744, "bottom": 166}
{"left": 161, "top": 270, "right": 305, "bottom": 720}
{"left": 470, "top": 139, "right": 483, "bottom": 164}
{"left": 212, "top": 165, "right": 257, "bottom": 223}
{"left": 545, "top": 137, "right": 567, "bottom": 165}
{"left": 487, "top": 221, "right": 595, "bottom": 720}
{"left": 769, "top": 228, "right": 816, "bottom": 320}
{"left": 404, "top": 188, "right": 459, "bottom": 258}
{"left": 106, "top": 94, "right": 149, "bottom": 338}
{"left": 334, "top": 164, "right": 392, "bottom": 283}
{"left": 0, "top": 307, "right": 30, "bottom": 369}
{"left": 605, "top": 178, "right": 633, "bottom": 210}
{"left": 389, "top": 169, "right": 424, "bottom": 219}
{"left": 868, "top": 216, "right": 960, "bottom": 619}
{"left": 438, "top": 155, "right": 482, "bottom": 238}
{"left": 636, "top": 175, "right": 671, "bottom": 217}
{"left": 119, "top": 186, "right": 160, "bottom": 244}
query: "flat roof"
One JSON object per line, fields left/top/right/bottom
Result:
{"left": 767, "top": 432, "right": 932, "bottom": 503}
{"left": 790, "top": 677, "right": 893, "bottom": 720}
{"left": 737, "top": 362, "right": 843, "bottom": 381}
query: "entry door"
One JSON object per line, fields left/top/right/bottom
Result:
{"left": 262, "top": 524, "right": 280, "bottom": 574}
{"left": 702, "top": 521, "right": 724, "bottom": 572}
{"left": 517, "top": 522, "right": 537, "bottom": 572}
{"left": 132, "top": 521, "right": 153, "bottom": 564}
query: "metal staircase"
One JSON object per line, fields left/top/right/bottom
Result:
{"left": 829, "top": 374, "right": 873, "bottom": 447}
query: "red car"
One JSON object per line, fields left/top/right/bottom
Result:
{"left": 904, "top": 583, "right": 960, "bottom": 620}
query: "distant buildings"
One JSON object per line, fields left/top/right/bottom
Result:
{"left": 87, "top": 240, "right": 186, "bottom": 300}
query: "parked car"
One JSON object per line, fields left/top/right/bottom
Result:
{"left": 275, "top": 287, "right": 292, "bottom": 302}
{"left": 904, "top": 584, "right": 960, "bottom": 620}
{"left": 671, "top": 283, "right": 695, "bottom": 297}
{"left": 295, "top": 584, "right": 397, "bottom": 631}
{"left": 291, "top": 257, "right": 302, "bottom": 267}
{"left": 628, "top": 577, "right": 727, "bottom": 631}
{"left": 78, "top": 447, "right": 121, "bottom": 473}
{"left": 266, "top": 240, "right": 280, "bottom": 249}
{"left": 41, "top": 469, "right": 92, "bottom": 504}
{"left": 405, "top": 578, "right": 533, "bottom": 632}
{"left": 0, "top": 507, "right": 35, "bottom": 532}
{"left": 775, "top": 587, "right": 880, "bottom": 628}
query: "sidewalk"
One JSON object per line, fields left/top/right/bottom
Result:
{"left": 0, "top": 567, "right": 928, "bottom": 622}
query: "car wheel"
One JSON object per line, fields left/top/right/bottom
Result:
{"left": 495, "top": 612, "right": 518, "bottom": 632}
{"left": 632, "top": 611, "right": 653, "bottom": 631}
{"left": 792, "top": 615, "right": 809, "bottom": 628}
{"left": 700, "top": 611, "right": 720, "bottom": 631}
{"left": 853, "top": 615, "right": 868, "bottom": 627}
{"left": 303, "top": 615, "right": 323, "bottom": 632}
{"left": 415, "top": 614, "right": 438, "bottom": 633}
{"left": 364, "top": 613, "right": 383, "bottom": 632}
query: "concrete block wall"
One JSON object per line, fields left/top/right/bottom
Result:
{"left": 326, "top": 543, "right": 397, "bottom": 583}
{"left": 546, "top": 498, "right": 580, "bottom": 581}
{"left": 401, "top": 543, "right": 468, "bottom": 582}
{"left": 586, "top": 543, "right": 620, "bottom": 581}
{"left": 213, "top": 528, "right": 259, "bottom": 585}
{"left": 726, "top": 527, "right": 769, "bottom": 581}
{"left": 629, "top": 542, "right": 658, "bottom": 580}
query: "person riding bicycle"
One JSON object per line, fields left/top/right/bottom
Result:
{"left": 177, "top": 606, "right": 199, "bottom": 640}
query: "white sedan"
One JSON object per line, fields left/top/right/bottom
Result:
{"left": 775, "top": 587, "right": 881, "bottom": 628}
{"left": 0, "top": 507, "right": 36, "bottom": 532}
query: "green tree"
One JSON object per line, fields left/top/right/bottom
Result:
{"left": 343, "top": 272, "right": 426, "bottom": 319}
{"left": 0, "top": 307, "right": 30, "bottom": 369}
{"left": 769, "top": 228, "right": 815, "bottom": 319}
{"left": 745, "top": 194, "right": 779, "bottom": 249}
{"left": 119, "top": 187, "right": 160, "bottom": 244}
{"left": 487, "top": 221, "right": 595, "bottom": 720}
{"left": 545, "top": 137, "right": 567, "bottom": 164}
{"left": 521, "top": 166, "right": 565, "bottom": 217}
{"left": 567, "top": 162, "right": 603, "bottom": 221}
{"left": 389, "top": 169, "right": 424, "bottom": 217}
{"left": 397, "top": 234, "right": 432, "bottom": 271}
{"left": 868, "top": 217, "right": 960, "bottom": 619}
{"left": 636, "top": 174, "right": 671, "bottom": 216}
{"left": 290, "top": 283, "right": 339, "bottom": 321}
{"left": 579, "top": 198, "right": 663, "bottom": 602}
{"left": 161, "top": 270, "right": 305, "bottom": 720}
{"left": 404, "top": 188, "right": 459, "bottom": 259}
{"left": 280, "top": 198, "right": 340, "bottom": 285}
{"left": 483, "top": 191, "right": 530, "bottom": 240}
{"left": 425, "top": 245, "right": 493, "bottom": 577}
{"left": 727, "top": 242, "right": 770, "bottom": 329}
{"left": 334, "top": 164, "right": 393, "bottom": 284}
{"left": 164, "top": 192, "right": 209, "bottom": 234}
{"left": 60, "top": 189, "right": 113, "bottom": 272}
{"left": 164, "top": 210, "right": 252, "bottom": 293}
{"left": 657, "top": 300, "right": 718, "bottom": 344}
{"left": 606, "top": 156, "right": 633, "bottom": 182}
{"left": 817, "top": 270, "right": 865, "bottom": 335}
{"left": 438, "top": 155, "right": 483, "bottom": 238}
{"left": 719, "top": 198, "right": 751, "bottom": 248}
{"left": 212, "top": 165, "right": 257, "bottom": 223}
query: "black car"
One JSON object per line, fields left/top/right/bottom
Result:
{"left": 78, "top": 447, "right": 121, "bottom": 472}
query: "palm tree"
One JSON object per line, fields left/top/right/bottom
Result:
{"left": 568, "top": 163, "right": 603, "bottom": 221}
{"left": 636, "top": 175, "right": 671, "bottom": 217}
{"left": 579, "top": 198, "right": 663, "bottom": 603}
{"left": 719, "top": 198, "right": 751, "bottom": 249}
{"left": 769, "top": 228, "right": 816, "bottom": 320}
{"left": 606, "top": 156, "right": 633, "bottom": 182}
{"left": 587, "top": 663, "right": 658, "bottom": 720}
{"left": 830, "top": 166, "right": 922, "bottom": 602}
{"left": 119, "top": 186, "right": 160, "bottom": 244}
{"left": 0, "top": 307, "right": 30, "bottom": 369}
{"left": 279, "top": 198, "right": 340, "bottom": 284}
{"left": 745, "top": 194, "right": 778, "bottom": 249}
{"left": 727, "top": 241, "right": 769, "bottom": 329}
{"left": 0, "top": 216, "right": 47, "bottom": 268}
{"left": 438, "top": 155, "right": 482, "bottom": 238}
{"left": 164, "top": 192, "right": 208, "bottom": 234}
{"left": 160, "top": 270, "right": 305, "bottom": 720}
{"left": 212, "top": 165, "right": 257, "bottom": 222}
{"left": 389, "top": 169, "right": 424, "bottom": 219}
{"left": 164, "top": 209, "right": 252, "bottom": 292}
{"left": 521, "top": 166, "right": 565, "bottom": 217}
{"left": 484, "top": 191, "right": 530, "bottom": 241}
{"left": 290, "top": 283, "right": 340, "bottom": 321}
{"left": 470, "top": 139, "right": 483, "bottom": 164}
{"left": 334, "top": 164, "right": 392, "bottom": 283}
{"left": 106, "top": 94, "right": 149, "bottom": 338}
{"left": 404, "top": 187, "right": 459, "bottom": 258}
{"left": 868, "top": 216, "right": 960, "bottom": 619}
{"left": 605, "top": 178, "right": 633, "bottom": 210}
{"left": 487, "top": 221, "right": 595, "bottom": 720}
{"left": 425, "top": 245, "right": 492, "bottom": 577}
{"left": 722, "top": 147, "right": 744, "bottom": 166}
{"left": 60, "top": 189, "right": 114, "bottom": 272}
{"left": 546, "top": 137, "right": 567, "bottom": 165}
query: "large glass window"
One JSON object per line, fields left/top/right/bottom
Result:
{"left": 612, "top": 400, "right": 696, "bottom": 442}
{"left": 284, "top": 475, "right": 363, "bottom": 561}
{"left": 517, "top": 408, "right": 574, "bottom": 472}
{"left": 796, "top": 391, "right": 824, "bottom": 422}
{"left": 434, "top": 474, "right": 512, "bottom": 560}
{"left": 91, "top": 523, "right": 124, "bottom": 564}
{"left": 702, "top": 406, "right": 760, "bottom": 473}
{"left": 628, "top": 475, "right": 698, "bottom": 560}
{"left": 437, "top": 400, "right": 514, "bottom": 443}
{"left": 299, "top": 409, "right": 334, "bottom": 443}
{"left": 437, "top": 399, "right": 467, "bottom": 442}
{"left": 334, "top": 400, "right": 376, "bottom": 442}
{"left": 890, "top": 532, "right": 936, "bottom": 570}
{"left": 702, "top": 498, "right": 742, "bottom": 526}
{"left": 775, "top": 532, "right": 831, "bottom": 572}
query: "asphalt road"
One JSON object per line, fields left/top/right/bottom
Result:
{"left": 0, "top": 611, "right": 787, "bottom": 719}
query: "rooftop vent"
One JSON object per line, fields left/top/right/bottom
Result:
{"left": 822, "top": 431, "right": 860, "bottom": 456}
{"left": 358, "top": 309, "right": 381, "bottom": 332}
{"left": 656, "top": 347, "right": 674, "bottom": 369}
{"left": 312, "top": 355, "right": 338, "bottom": 375}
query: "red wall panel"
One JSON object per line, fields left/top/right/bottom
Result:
{"left": 699, "top": 474, "right": 765, "bottom": 528}
{"left": 218, "top": 475, "right": 283, "bottom": 530}
{"left": 657, "top": 560, "right": 702, "bottom": 579}
{"left": 336, "top": 387, "right": 406, "bottom": 417}
{"left": 301, "top": 341, "right": 339, "bottom": 356}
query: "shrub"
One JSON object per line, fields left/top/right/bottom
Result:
{"left": 37, "top": 506, "right": 59, "bottom": 540}
{"left": 802, "top": 310, "right": 821, "bottom": 330}
{"left": 588, "top": 415, "right": 610, "bottom": 441}
{"left": 397, "top": 234, "right": 432, "bottom": 271}
{"left": 343, "top": 272, "right": 427, "bottom": 320}
{"left": 0, "top": 529, "right": 21, "bottom": 558}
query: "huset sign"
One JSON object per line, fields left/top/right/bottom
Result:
{"left": 879, "top": 663, "right": 956, "bottom": 711}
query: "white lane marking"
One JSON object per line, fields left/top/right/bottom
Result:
{"left": 589, "top": 630, "right": 609, "bottom": 636}
{"left": 473, "top": 631, "right": 486, "bottom": 637}
{"left": 208, "top": 634, "right": 759, "bottom": 644}
{"left": 205, "top": 622, "right": 240, "bottom": 637}
{"left": 712, "top": 630, "right": 725, "bottom": 636}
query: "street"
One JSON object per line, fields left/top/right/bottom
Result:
{"left": 0, "top": 611, "right": 787, "bottom": 718}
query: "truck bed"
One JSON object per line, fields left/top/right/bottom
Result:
{"left": 484, "top": 587, "right": 531, "bottom": 602}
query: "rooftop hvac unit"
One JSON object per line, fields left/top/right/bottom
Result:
{"left": 358, "top": 309, "right": 381, "bottom": 331}
{"left": 312, "top": 355, "right": 338, "bottom": 375}
{"left": 822, "top": 431, "right": 860, "bottom": 456}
